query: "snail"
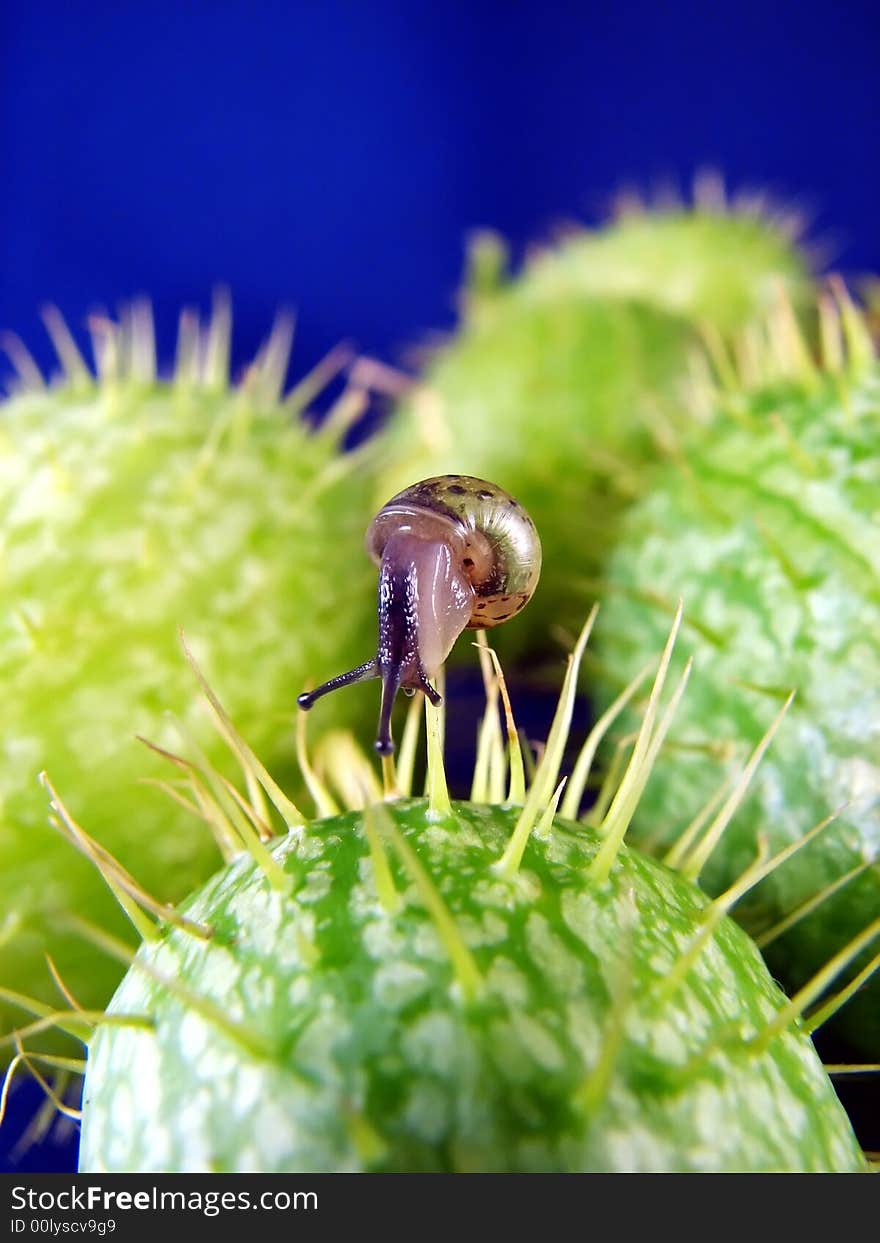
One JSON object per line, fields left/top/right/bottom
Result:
{"left": 297, "top": 475, "right": 541, "bottom": 756}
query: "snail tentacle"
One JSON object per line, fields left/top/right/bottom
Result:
{"left": 375, "top": 668, "right": 402, "bottom": 756}
{"left": 297, "top": 660, "right": 379, "bottom": 711}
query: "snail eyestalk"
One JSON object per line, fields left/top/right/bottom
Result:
{"left": 296, "top": 660, "right": 379, "bottom": 712}
{"left": 297, "top": 475, "right": 541, "bottom": 756}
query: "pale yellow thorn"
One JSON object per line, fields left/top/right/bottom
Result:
{"left": 471, "top": 635, "right": 500, "bottom": 805}
{"left": 296, "top": 700, "right": 341, "bottom": 819}
{"left": 241, "top": 766, "right": 272, "bottom": 840}
{"left": 484, "top": 643, "right": 526, "bottom": 806}
{"left": 752, "top": 915, "right": 880, "bottom": 1050}
{"left": 184, "top": 771, "right": 245, "bottom": 861}
{"left": 0, "top": 1055, "right": 24, "bottom": 1129}
{"left": 314, "top": 732, "right": 382, "bottom": 810}
{"left": 1, "top": 331, "right": 45, "bottom": 390}
{"left": 161, "top": 720, "right": 290, "bottom": 894}
{"left": 15, "top": 1051, "right": 87, "bottom": 1075}
{"left": 246, "top": 311, "right": 295, "bottom": 406}
{"left": 561, "top": 657, "right": 654, "bottom": 821}
{"left": 473, "top": 632, "right": 507, "bottom": 805}
{"left": 45, "top": 955, "right": 85, "bottom": 1014}
{"left": 495, "top": 606, "right": 597, "bottom": 878}
{"left": 217, "top": 772, "right": 274, "bottom": 843}
{"left": 818, "top": 291, "right": 844, "bottom": 374}
{"left": 755, "top": 860, "right": 874, "bottom": 950}
{"left": 699, "top": 321, "right": 738, "bottom": 391}
{"left": 769, "top": 282, "right": 817, "bottom": 384}
{"left": 425, "top": 667, "right": 452, "bottom": 817}
{"left": 396, "top": 693, "right": 423, "bottom": 800}
{"left": 286, "top": 343, "right": 355, "bottom": 422}
{"left": 41, "top": 773, "right": 158, "bottom": 944}
{"left": 175, "top": 307, "right": 201, "bottom": 385}
{"left": 663, "top": 775, "right": 732, "bottom": 871}
{"left": 589, "top": 604, "right": 686, "bottom": 882}
{"left": 534, "top": 779, "right": 567, "bottom": 841}
{"left": 14, "top": 1038, "right": 83, "bottom": 1123}
{"left": 680, "top": 691, "right": 795, "bottom": 882}
{"left": 585, "top": 732, "right": 635, "bottom": 829}
{"left": 829, "top": 274, "right": 875, "bottom": 373}
{"left": 41, "top": 305, "right": 91, "bottom": 386}
{"left": 806, "top": 944, "right": 880, "bottom": 1035}
{"left": 362, "top": 802, "right": 402, "bottom": 914}
{"left": 127, "top": 299, "right": 157, "bottom": 384}
{"left": 381, "top": 753, "right": 399, "bottom": 801}
{"left": 180, "top": 631, "right": 306, "bottom": 828}
{"left": 204, "top": 288, "right": 232, "bottom": 388}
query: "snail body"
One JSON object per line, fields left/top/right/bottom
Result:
{"left": 298, "top": 476, "right": 541, "bottom": 755}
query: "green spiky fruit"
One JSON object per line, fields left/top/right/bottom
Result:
{"left": 78, "top": 800, "right": 865, "bottom": 1174}
{"left": 382, "top": 205, "right": 809, "bottom": 655}
{"left": 70, "top": 614, "right": 868, "bottom": 1174}
{"left": 596, "top": 346, "right": 880, "bottom": 1051}
{"left": 0, "top": 306, "right": 382, "bottom": 1041}
{"left": 517, "top": 195, "right": 810, "bottom": 333}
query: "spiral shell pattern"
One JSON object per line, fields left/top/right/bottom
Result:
{"left": 367, "top": 475, "right": 541, "bottom": 628}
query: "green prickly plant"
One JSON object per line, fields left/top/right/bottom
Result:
{"left": 5, "top": 610, "right": 873, "bottom": 1172}
{"left": 0, "top": 299, "right": 387, "bottom": 1046}
{"left": 380, "top": 188, "right": 811, "bottom": 656}
{"left": 595, "top": 282, "right": 880, "bottom": 1053}
{"left": 514, "top": 175, "right": 813, "bottom": 332}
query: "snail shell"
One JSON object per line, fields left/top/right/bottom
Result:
{"left": 298, "top": 475, "right": 540, "bottom": 755}
{"left": 367, "top": 475, "right": 541, "bottom": 628}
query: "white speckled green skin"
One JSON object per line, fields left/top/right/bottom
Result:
{"left": 0, "top": 373, "right": 378, "bottom": 1039}
{"left": 79, "top": 801, "right": 865, "bottom": 1173}
{"left": 596, "top": 370, "right": 880, "bottom": 1050}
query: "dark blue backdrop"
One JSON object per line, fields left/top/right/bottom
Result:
{"left": 2, "top": 0, "right": 878, "bottom": 1174}
{"left": 2, "top": 0, "right": 879, "bottom": 386}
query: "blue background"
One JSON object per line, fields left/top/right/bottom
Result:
{"left": 2, "top": 0, "right": 878, "bottom": 1173}
{"left": 2, "top": 0, "right": 879, "bottom": 387}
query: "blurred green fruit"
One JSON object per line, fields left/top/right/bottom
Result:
{"left": 0, "top": 301, "right": 384, "bottom": 1042}
{"left": 382, "top": 203, "right": 811, "bottom": 656}
{"left": 596, "top": 295, "right": 880, "bottom": 1050}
